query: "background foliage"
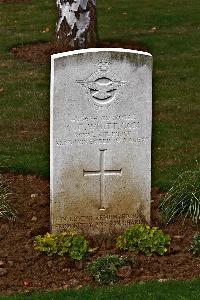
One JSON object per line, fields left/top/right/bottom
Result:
{"left": 160, "top": 171, "right": 200, "bottom": 223}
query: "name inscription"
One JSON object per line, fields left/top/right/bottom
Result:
{"left": 56, "top": 113, "right": 150, "bottom": 146}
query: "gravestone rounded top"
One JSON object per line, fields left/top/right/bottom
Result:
{"left": 51, "top": 48, "right": 152, "bottom": 60}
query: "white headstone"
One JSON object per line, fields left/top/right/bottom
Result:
{"left": 50, "top": 48, "right": 152, "bottom": 236}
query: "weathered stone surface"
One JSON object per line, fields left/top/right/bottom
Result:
{"left": 50, "top": 48, "right": 152, "bottom": 236}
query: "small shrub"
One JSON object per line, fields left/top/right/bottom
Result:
{"left": 190, "top": 233, "right": 200, "bottom": 255}
{"left": 34, "top": 230, "right": 89, "bottom": 260}
{"left": 0, "top": 175, "right": 16, "bottom": 221}
{"left": 87, "top": 255, "right": 129, "bottom": 285}
{"left": 116, "top": 224, "right": 171, "bottom": 255}
{"left": 160, "top": 171, "right": 200, "bottom": 224}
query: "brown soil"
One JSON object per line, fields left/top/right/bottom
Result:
{"left": 0, "top": 173, "right": 200, "bottom": 296}
{"left": 11, "top": 41, "right": 149, "bottom": 65}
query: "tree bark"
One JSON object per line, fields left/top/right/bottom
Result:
{"left": 56, "top": 0, "right": 96, "bottom": 51}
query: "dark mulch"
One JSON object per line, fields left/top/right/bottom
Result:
{"left": 11, "top": 41, "right": 149, "bottom": 65}
{"left": 0, "top": 173, "right": 200, "bottom": 296}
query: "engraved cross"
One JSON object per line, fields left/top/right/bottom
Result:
{"left": 83, "top": 149, "right": 122, "bottom": 210}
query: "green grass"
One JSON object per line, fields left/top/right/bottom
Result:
{"left": 2, "top": 279, "right": 200, "bottom": 299}
{"left": 0, "top": 0, "right": 200, "bottom": 188}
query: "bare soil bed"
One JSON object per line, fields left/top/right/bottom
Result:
{"left": 11, "top": 41, "right": 149, "bottom": 65}
{"left": 0, "top": 173, "right": 200, "bottom": 296}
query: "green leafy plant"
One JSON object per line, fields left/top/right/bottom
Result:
{"left": 190, "top": 233, "right": 200, "bottom": 255}
{"left": 116, "top": 224, "right": 171, "bottom": 255}
{"left": 0, "top": 175, "right": 16, "bottom": 221}
{"left": 87, "top": 255, "right": 129, "bottom": 285}
{"left": 34, "top": 230, "right": 89, "bottom": 260}
{"left": 160, "top": 171, "right": 200, "bottom": 224}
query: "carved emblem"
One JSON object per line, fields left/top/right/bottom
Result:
{"left": 77, "top": 61, "right": 127, "bottom": 107}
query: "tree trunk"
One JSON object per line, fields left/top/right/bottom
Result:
{"left": 56, "top": 0, "right": 96, "bottom": 51}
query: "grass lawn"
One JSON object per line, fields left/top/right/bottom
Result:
{"left": 0, "top": 0, "right": 199, "bottom": 189}
{"left": 2, "top": 279, "right": 200, "bottom": 300}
